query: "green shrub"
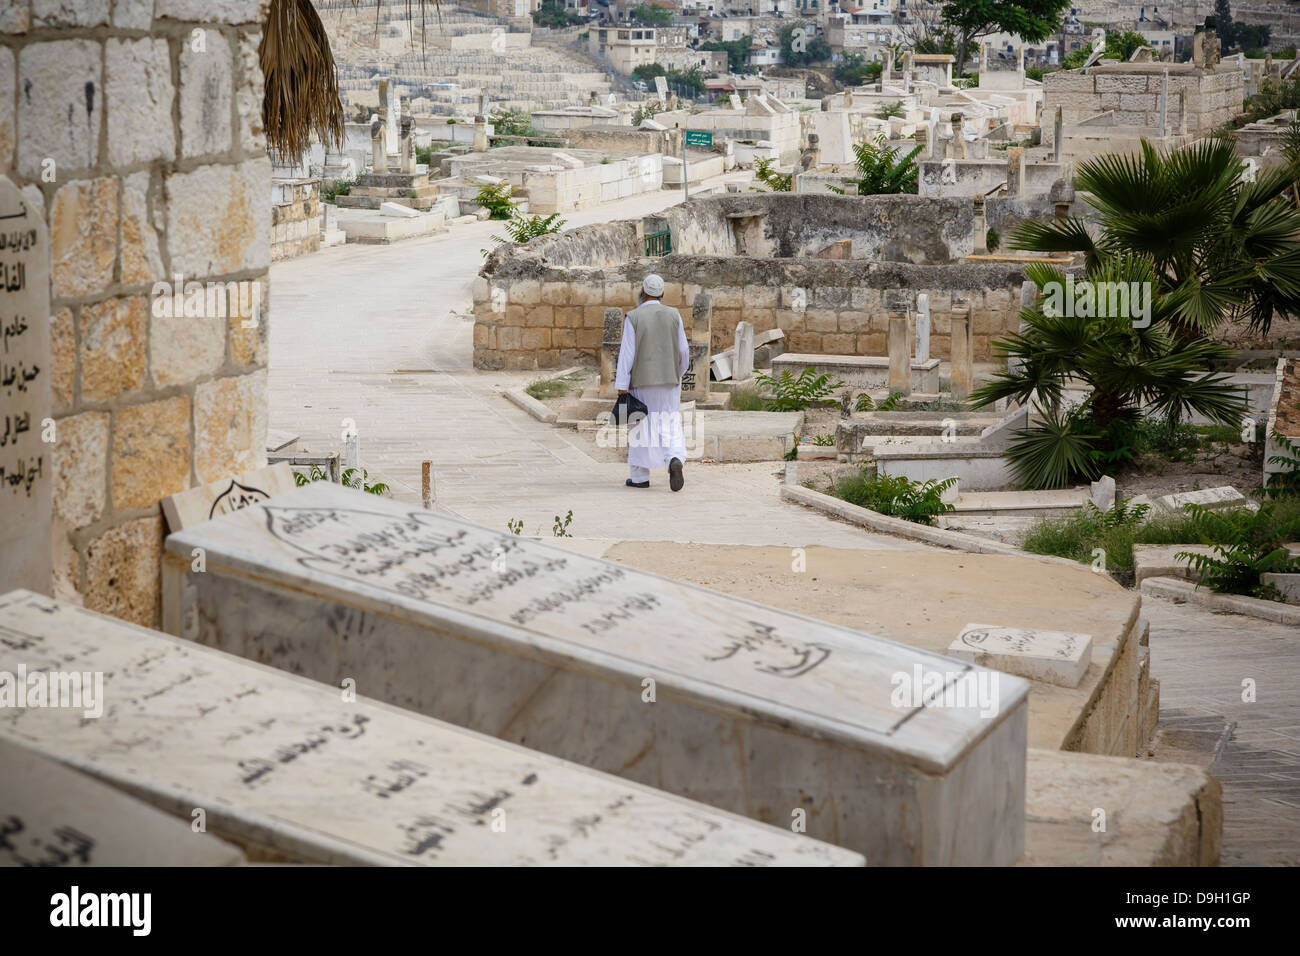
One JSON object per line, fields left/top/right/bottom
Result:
{"left": 754, "top": 157, "right": 793, "bottom": 192}
{"left": 524, "top": 370, "right": 584, "bottom": 400}
{"left": 321, "top": 178, "right": 355, "bottom": 203}
{"left": 475, "top": 181, "right": 516, "bottom": 220}
{"left": 831, "top": 473, "right": 956, "bottom": 525}
{"left": 754, "top": 368, "right": 844, "bottom": 411}
{"left": 1178, "top": 502, "right": 1300, "bottom": 599}
{"left": 1020, "top": 502, "right": 1204, "bottom": 571}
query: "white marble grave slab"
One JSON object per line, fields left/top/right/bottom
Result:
{"left": 0, "top": 590, "right": 860, "bottom": 867}
{"left": 1154, "top": 486, "right": 1248, "bottom": 514}
{"left": 948, "top": 623, "right": 1092, "bottom": 689}
{"left": 165, "top": 482, "right": 1030, "bottom": 864}
{"left": 0, "top": 737, "right": 246, "bottom": 867}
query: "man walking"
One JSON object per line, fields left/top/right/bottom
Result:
{"left": 615, "top": 274, "right": 688, "bottom": 491}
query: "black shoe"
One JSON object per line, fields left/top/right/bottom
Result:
{"left": 668, "top": 458, "right": 684, "bottom": 492}
{"left": 626, "top": 479, "right": 650, "bottom": 488}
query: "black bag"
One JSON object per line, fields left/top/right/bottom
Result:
{"left": 611, "top": 391, "right": 649, "bottom": 427}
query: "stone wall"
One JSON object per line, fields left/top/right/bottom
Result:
{"left": 1043, "top": 64, "right": 1244, "bottom": 149}
{"left": 1, "top": 0, "right": 271, "bottom": 626}
{"left": 271, "top": 178, "right": 322, "bottom": 261}
{"left": 472, "top": 256, "right": 1034, "bottom": 370}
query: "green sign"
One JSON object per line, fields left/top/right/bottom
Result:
{"left": 684, "top": 130, "right": 713, "bottom": 148}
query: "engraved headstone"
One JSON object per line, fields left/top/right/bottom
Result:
{"left": 160, "top": 462, "right": 297, "bottom": 533}
{"left": 0, "top": 590, "right": 862, "bottom": 867}
{"left": 164, "top": 481, "right": 1031, "bottom": 864}
{"left": 0, "top": 176, "right": 51, "bottom": 595}
{"left": 948, "top": 623, "right": 1093, "bottom": 689}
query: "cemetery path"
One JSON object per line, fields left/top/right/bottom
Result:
{"left": 269, "top": 178, "right": 918, "bottom": 550}
{"left": 1144, "top": 595, "right": 1300, "bottom": 866}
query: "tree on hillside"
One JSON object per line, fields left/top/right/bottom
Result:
{"left": 780, "top": 23, "right": 832, "bottom": 67}
{"left": 1214, "top": 0, "right": 1235, "bottom": 54}
{"left": 939, "top": 0, "right": 1070, "bottom": 76}
{"left": 630, "top": 4, "right": 674, "bottom": 26}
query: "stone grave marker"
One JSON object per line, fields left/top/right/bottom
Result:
{"left": 915, "top": 294, "right": 931, "bottom": 364}
{"left": 0, "top": 176, "right": 51, "bottom": 595}
{"left": 0, "top": 737, "right": 246, "bottom": 867}
{"left": 733, "top": 321, "right": 754, "bottom": 382}
{"left": 1154, "top": 486, "right": 1248, "bottom": 513}
{"left": 161, "top": 462, "right": 297, "bottom": 533}
{"left": 948, "top": 623, "right": 1093, "bottom": 689}
{"left": 164, "top": 481, "right": 1031, "bottom": 864}
{"left": 0, "top": 590, "right": 861, "bottom": 867}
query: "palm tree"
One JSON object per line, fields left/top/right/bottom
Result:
{"left": 970, "top": 258, "right": 1246, "bottom": 489}
{"left": 262, "top": 1, "right": 439, "bottom": 158}
{"left": 1009, "top": 137, "right": 1300, "bottom": 337}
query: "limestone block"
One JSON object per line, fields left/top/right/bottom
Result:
{"left": 32, "top": 0, "right": 110, "bottom": 26}
{"left": 151, "top": 310, "right": 226, "bottom": 387}
{"left": 106, "top": 38, "right": 175, "bottom": 166}
{"left": 228, "top": 277, "right": 268, "bottom": 367}
{"left": 119, "top": 171, "right": 165, "bottom": 285}
{"left": 0, "top": 3, "right": 30, "bottom": 31}
{"left": 194, "top": 370, "right": 267, "bottom": 483}
{"left": 112, "top": 396, "right": 192, "bottom": 511}
{"left": 50, "top": 177, "right": 118, "bottom": 298}
{"left": 165, "top": 158, "right": 271, "bottom": 276}
{"left": 79, "top": 296, "right": 147, "bottom": 401}
{"left": 155, "top": 0, "right": 266, "bottom": 24}
{"left": 161, "top": 461, "right": 296, "bottom": 532}
{"left": 112, "top": 0, "right": 154, "bottom": 29}
{"left": 52, "top": 411, "right": 109, "bottom": 531}
{"left": 235, "top": 29, "right": 266, "bottom": 152}
{"left": 49, "top": 308, "right": 74, "bottom": 409}
{"left": 180, "top": 30, "right": 233, "bottom": 158}
{"left": 84, "top": 516, "right": 163, "bottom": 626}
{"left": 948, "top": 623, "right": 1092, "bottom": 689}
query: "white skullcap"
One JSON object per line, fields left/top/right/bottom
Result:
{"left": 642, "top": 274, "right": 665, "bottom": 298}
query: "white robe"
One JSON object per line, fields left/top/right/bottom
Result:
{"left": 614, "top": 307, "right": 689, "bottom": 472}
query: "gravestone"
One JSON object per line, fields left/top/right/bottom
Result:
{"left": 915, "top": 294, "right": 931, "bottom": 364}
{"left": 0, "top": 737, "right": 246, "bottom": 867}
{"left": 0, "top": 590, "right": 861, "bottom": 867}
{"left": 1007, "top": 281, "right": 1036, "bottom": 376}
{"left": 0, "top": 176, "right": 51, "bottom": 595}
{"left": 948, "top": 623, "right": 1093, "bottom": 689}
{"left": 164, "top": 481, "right": 1031, "bottom": 864}
{"left": 370, "top": 119, "right": 388, "bottom": 173}
{"left": 682, "top": 329, "right": 711, "bottom": 404}
{"left": 885, "top": 289, "right": 911, "bottom": 395}
{"left": 1154, "top": 486, "right": 1248, "bottom": 514}
{"left": 599, "top": 307, "right": 623, "bottom": 399}
{"left": 399, "top": 112, "right": 416, "bottom": 174}
{"left": 161, "top": 462, "right": 297, "bottom": 533}
{"left": 733, "top": 321, "right": 754, "bottom": 382}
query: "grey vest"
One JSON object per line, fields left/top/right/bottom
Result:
{"left": 628, "top": 301, "right": 682, "bottom": 388}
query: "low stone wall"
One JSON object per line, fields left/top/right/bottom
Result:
{"left": 271, "top": 179, "right": 322, "bottom": 261}
{"left": 473, "top": 255, "right": 1034, "bottom": 369}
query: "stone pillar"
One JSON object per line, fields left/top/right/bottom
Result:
{"left": 915, "top": 293, "right": 931, "bottom": 364}
{"left": 733, "top": 320, "right": 754, "bottom": 381}
{"left": 951, "top": 112, "right": 966, "bottom": 160}
{"left": 1052, "top": 105, "right": 1063, "bottom": 161}
{"left": 978, "top": 42, "right": 988, "bottom": 75}
{"left": 684, "top": 293, "right": 713, "bottom": 404}
{"left": 371, "top": 118, "right": 388, "bottom": 172}
{"left": 1016, "top": 45, "right": 1025, "bottom": 75}
{"left": 950, "top": 303, "right": 974, "bottom": 399}
{"left": 599, "top": 308, "right": 623, "bottom": 399}
{"left": 844, "top": 89, "right": 853, "bottom": 109}
{"left": 1159, "top": 70, "right": 1169, "bottom": 137}
{"left": 885, "top": 289, "right": 912, "bottom": 395}
{"left": 383, "top": 78, "right": 400, "bottom": 153}
{"left": 473, "top": 115, "right": 489, "bottom": 153}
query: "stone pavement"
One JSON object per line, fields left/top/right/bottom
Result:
{"left": 1144, "top": 596, "right": 1300, "bottom": 866}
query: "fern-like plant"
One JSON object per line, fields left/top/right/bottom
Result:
{"left": 754, "top": 157, "right": 793, "bottom": 192}
{"left": 825, "top": 135, "right": 921, "bottom": 195}
{"left": 1176, "top": 503, "right": 1300, "bottom": 598}
{"left": 755, "top": 369, "right": 845, "bottom": 411}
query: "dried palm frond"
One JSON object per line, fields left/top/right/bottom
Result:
{"left": 261, "top": 1, "right": 440, "bottom": 158}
